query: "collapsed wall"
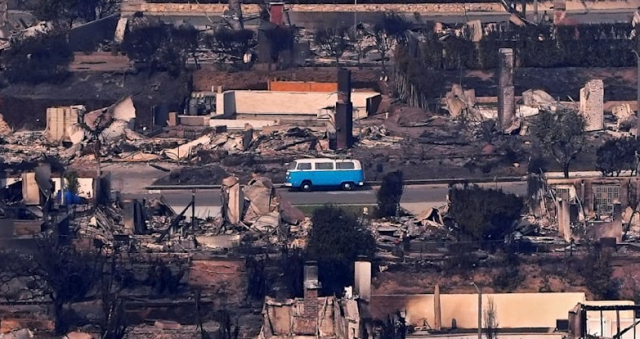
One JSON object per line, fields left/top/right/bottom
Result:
{"left": 0, "top": 72, "right": 191, "bottom": 130}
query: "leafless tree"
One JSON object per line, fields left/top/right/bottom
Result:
{"left": 483, "top": 297, "right": 499, "bottom": 339}
{"left": 205, "top": 28, "right": 257, "bottom": 68}
{"left": 372, "top": 24, "right": 394, "bottom": 71}
{"left": 0, "top": 233, "right": 103, "bottom": 334}
{"left": 32, "top": 0, "right": 120, "bottom": 28}
{"left": 314, "top": 25, "right": 352, "bottom": 68}
{"left": 145, "top": 258, "right": 187, "bottom": 296}
{"left": 348, "top": 27, "right": 370, "bottom": 69}
{"left": 227, "top": 0, "right": 244, "bottom": 30}
{"left": 626, "top": 181, "right": 640, "bottom": 236}
{"left": 99, "top": 250, "right": 133, "bottom": 339}
{"left": 194, "top": 290, "right": 212, "bottom": 339}
{"left": 216, "top": 310, "right": 240, "bottom": 339}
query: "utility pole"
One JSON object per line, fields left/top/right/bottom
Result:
{"left": 354, "top": 0, "right": 357, "bottom": 31}
{"left": 472, "top": 282, "right": 482, "bottom": 339}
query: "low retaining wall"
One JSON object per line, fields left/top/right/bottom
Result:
{"left": 124, "top": 0, "right": 640, "bottom": 15}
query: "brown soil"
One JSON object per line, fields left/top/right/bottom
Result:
{"left": 372, "top": 253, "right": 640, "bottom": 301}
{"left": 193, "top": 65, "right": 383, "bottom": 92}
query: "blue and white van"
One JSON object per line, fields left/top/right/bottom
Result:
{"left": 285, "top": 158, "right": 365, "bottom": 192}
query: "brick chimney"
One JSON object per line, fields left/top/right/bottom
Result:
{"left": 298, "top": 261, "right": 321, "bottom": 335}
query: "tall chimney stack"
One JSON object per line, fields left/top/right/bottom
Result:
{"left": 297, "top": 261, "right": 320, "bottom": 335}
{"left": 354, "top": 257, "right": 372, "bottom": 302}
{"left": 498, "top": 48, "right": 515, "bottom": 133}
{"left": 333, "top": 68, "right": 354, "bottom": 150}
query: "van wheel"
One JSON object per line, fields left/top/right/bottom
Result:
{"left": 301, "top": 181, "right": 313, "bottom": 192}
{"left": 341, "top": 182, "right": 354, "bottom": 191}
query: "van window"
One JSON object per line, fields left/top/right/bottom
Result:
{"left": 289, "top": 161, "right": 298, "bottom": 170}
{"left": 336, "top": 162, "right": 355, "bottom": 170}
{"left": 297, "top": 163, "right": 312, "bottom": 170}
{"left": 315, "top": 162, "right": 334, "bottom": 170}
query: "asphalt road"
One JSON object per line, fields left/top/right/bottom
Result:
{"left": 143, "top": 9, "right": 634, "bottom": 29}
{"left": 123, "top": 181, "right": 528, "bottom": 207}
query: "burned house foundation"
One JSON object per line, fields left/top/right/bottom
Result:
{"left": 528, "top": 173, "right": 639, "bottom": 243}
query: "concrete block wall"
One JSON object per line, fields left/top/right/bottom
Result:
{"left": 546, "top": 177, "right": 639, "bottom": 215}
{"left": 228, "top": 90, "right": 380, "bottom": 117}
{"left": 45, "top": 106, "right": 82, "bottom": 143}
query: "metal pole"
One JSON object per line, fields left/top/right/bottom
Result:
{"left": 601, "top": 310, "right": 604, "bottom": 337}
{"left": 617, "top": 309, "right": 621, "bottom": 339}
{"left": 472, "top": 282, "right": 482, "bottom": 339}
{"left": 478, "top": 290, "right": 482, "bottom": 339}
{"left": 190, "top": 190, "right": 196, "bottom": 237}
{"left": 354, "top": 0, "right": 357, "bottom": 30}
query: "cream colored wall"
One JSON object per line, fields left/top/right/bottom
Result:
{"left": 374, "top": 292, "right": 586, "bottom": 329}
{"left": 229, "top": 91, "right": 379, "bottom": 116}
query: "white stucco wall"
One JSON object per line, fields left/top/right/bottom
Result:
{"left": 225, "top": 90, "right": 380, "bottom": 116}
{"left": 3, "top": 177, "right": 95, "bottom": 199}
{"left": 51, "top": 177, "right": 94, "bottom": 198}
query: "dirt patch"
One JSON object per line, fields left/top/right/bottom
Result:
{"left": 372, "top": 253, "right": 640, "bottom": 301}
{"left": 193, "top": 66, "right": 383, "bottom": 92}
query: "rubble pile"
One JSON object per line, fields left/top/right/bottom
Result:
{"left": 356, "top": 125, "right": 404, "bottom": 149}
{"left": 0, "top": 94, "right": 399, "bottom": 173}
{"left": 0, "top": 114, "right": 12, "bottom": 136}
{"left": 250, "top": 127, "right": 328, "bottom": 155}
{"left": 217, "top": 175, "right": 308, "bottom": 247}
{"left": 71, "top": 175, "right": 308, "bottom": 251}
{"left": 370, "top": 206, "right": 450, "bottom": 254}
{"left": 0, "top": 131, "right": 58, "bottom": 166}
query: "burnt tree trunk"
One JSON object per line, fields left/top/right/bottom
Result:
{"left": 228, "top": 0, "right": 244, "bottom": 30}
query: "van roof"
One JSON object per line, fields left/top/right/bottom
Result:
{"left": 295, "top": 158, "right": 359, "bottom": 162}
